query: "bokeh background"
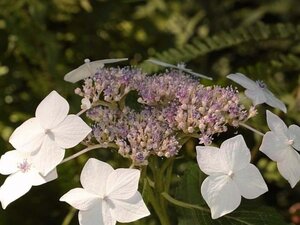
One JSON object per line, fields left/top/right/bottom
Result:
{"left": 0, "top": 0, "right": 299, "bottom": 224}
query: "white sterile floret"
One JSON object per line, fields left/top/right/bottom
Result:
{"left": 9, "top": 91, "right": 92, "bottom": 175}
{"left": 147, "top": 58, "right": 212, "bottom": 80}
{"left": 259, "top": 110, "right": 300, "bottom": 188}
{"left": 196, "top": 135, "right": 268, "bottom": 219}
{"left": 0, "top": 150, "right": 57, "bottom": 209}
{"left": 60, "top": 158, "right": 150, "bottom": 225}
{"left": 227, "top": 73, "right": 287, "bottom": 113}
{"left": 64, "top": 58, "right": 128, "bottom": 83}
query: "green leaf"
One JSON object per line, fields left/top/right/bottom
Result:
{"left": 171, "top": 163, "right": 289, "bottom": 225}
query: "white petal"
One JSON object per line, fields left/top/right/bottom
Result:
{"left": 227, "top": 73, "right": 257, "bottom": 90}
{"left": 32, "top": 136, "right": 65, "bottom": 176}
{"left": 78, "top": 201, "right": 107, "bottom": 225}
{"left": 102, "top": 201, "right": 117, "bottom": 225}
{"left": 196, "top": 146, "right": 227, "bottom": 175}
{"left": 264, "top": 89, "right": 287, "bottom": 113}
{"left": 147, "top": 59, "right": 212, "bottom": 80}
{"left": 147, "top": 58, "right": 176, "bottom": 68}
{"left": 259, "top": 131, "right": 289, "bottom": 161}
{"left": 0, "top": 172, "right": 32, "bottom": 209}
{"left": 106, "top": 169, "right": 140, "bottom": 200}
{"left": 201, "top": 175, "right": 241, "bottom": 219}
{"left": 52, "top": 115, "right": 91, "bottom": 148}
{"left": 244, "top": 89, "right": 266, "bottom": 106}
{"left": 266, "top": 110, "right": 288, "bottom": 135}
{"left": 233, "top": 164, "right": 268, "bottom": 199}
{"left": 35, "top": 91, "right": 69, "bottom": 129}
{"left": 64, "top": 58, "right": 128, "bottom": 83}
{"left": 0, "top": 150, "right": 23, "bottom": 175}
{"left": 60, "top": 188, "right": 100, "bottom": 211}
{"left": 109, "top": 192, "right": 150, "bottom": 223}
{"left": 9, "top": 118, "right": 44, "bottom": 152}
{"left": 45, "top": 168, "right": 58, "bottom": 181}
{"left": 288, "top": 125, "right": 300, "bottom": 151}
{"left": 96, "top": 58, "right": 128, "bottom": 65}
{"left": 220, "top": 135, "right": 250, "bottom": 172}
{"left": 64, "top": 62, "right": 101, "bottom": 83}
{"left": 31, "top": 168, "right": 58, "bottom": 186}
{"left": 277, "top": 149, "right": 300, "bottom": 188}
{"left": 80, "top": 158, "right": 114, "bottom": 195}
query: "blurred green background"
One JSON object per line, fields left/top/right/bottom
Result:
{"left": 0, "top": 0, "right": 300, "bottom": 224}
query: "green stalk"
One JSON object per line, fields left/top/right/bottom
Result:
{"left": 147, "top": 158, "right": 172, "bottom": 225}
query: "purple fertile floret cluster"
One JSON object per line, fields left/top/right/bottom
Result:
{"left": 76, "top": 67, "right": 249, "bottom": 165}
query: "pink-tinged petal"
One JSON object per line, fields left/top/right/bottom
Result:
{"left": 60, "top": 188, "right": 100, "bottom": 211}
{"left": 9, "top": 118, "right": 44, "bottom": 152}
{"left": 0, "top": 172, "right": 32, "bottom": 209}
{"left": 245, "top": 89, "right": 266, "bottom": 106}
{"left": 0, "top": 150, "right": 23, "bottom": 175}
{"left": 233, "top": 164, "right": 268, "bottom": 199}
{"left": 52, "top": 115, "right": 92, "bottom": 149}
{"left": 259, "top": 131, "right": 289, "bottom": 162}
{"left": 227, "top": 73, "right": 257, "bottom": 90}
{"left": 264, "top": 89, "right": 287, "bottom": 113}
{"left": 196, "top": 146, "right": 227, "bottom": 175}
{"left": 106, "top": 169, "right": 140, "bottom": 200}
{"left": 277, "top": 149, "right": 300, "bottom": 188}
{"left": 201, "top": 175, "right": 241, "bottom": 219}
{"left": 266, "top": 110, "right": 288, "bottom": 135}
{"left": 31, "top": 168, "right": 58, "bottom": 186}
{"left": 109, "top": 192, "right": 150, "bottom": 223}
{"left": 35, "top": 91, "right": 69, "bottom": 129}
{"left": 80, "top": 158, "right": 114, "bottom": 196}
{"left": 220, "top": 135, "right": 250, "bottom": 172}
{"left": 32, "top": 136, "right": 65, "bottom": 176}
{"left": 288, "top": 125, "right": 300, "bottom": 151}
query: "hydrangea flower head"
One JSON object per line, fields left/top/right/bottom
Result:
{"left": 227, "top": 73, "right": 287, "bottom": 113}
{"left": 9, "top": 91, "right": 92, "bottom": 175}
{"left": 60, "top": 158, "right": 150, "bottom": 225}
{"left": 0, "top": 150, "right": 57, "bottom": 209}
{"left": 197, "top": 135, "right": 268, "bottom": 219}
{"left": 78, "top": 68, "right": 249, "bottom": 165}
{"left": 259, "top": 110, "right": 300, "bottom": 187}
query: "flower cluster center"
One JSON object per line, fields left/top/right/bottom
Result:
{"left": 287, "top": 139, "right": 294, "bottom": 146}
{"left": 228, "top": 170, "right": 234, "bottom": 178}
{"left": 256, "top": 80, "right": 267, "bottom": 89}
{"left": 17, "top": 159, "right": 31, "bottom": 173}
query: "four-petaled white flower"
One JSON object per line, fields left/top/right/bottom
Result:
{"left": 196, "top": 135, "right": 268, "bottom": 219}
{"left": 227, "top": 73, "right": 287, "bottom": 113}
{"left": 147, "top": 58, "right": 212, "bottom": 80}
{"left": 259, "top": 110, "right": 300, "bottom": 188}
{"left": 60, "top": 158, "right": 150, "bottom": 225}
{"left": 0, "top": 150, "right": 57, "bottom": 209}
{"left": 9, "top": 91, "right": 92, "bottom": 175}
{"left": 64, "top": 58, "right": 128, "bottom": 83}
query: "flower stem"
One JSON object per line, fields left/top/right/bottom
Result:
{"left": 60, "top": 143, "right": 118, "bottom": 164}
{"left": 147, "top": 158, "right": 173, "bottom": 225}
{"left": 240, "top": 122, "right": 264, "bottom": 137}
{"left": 76, "top": 108, "right": 88, "bottom": 116}
{"left": 61, "top": 207, "right": 76, "bottom": 225}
